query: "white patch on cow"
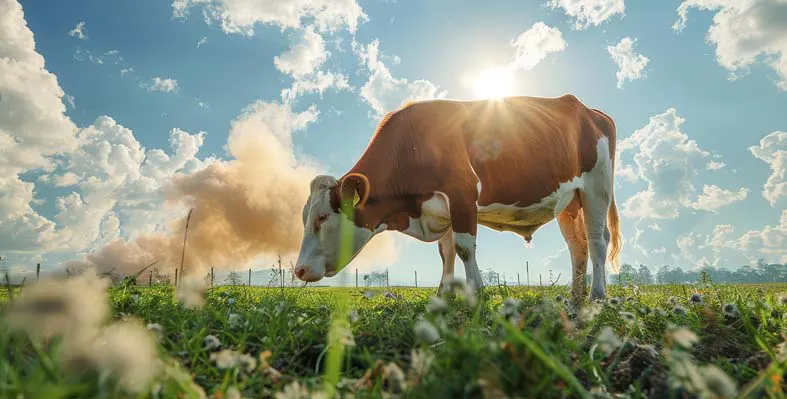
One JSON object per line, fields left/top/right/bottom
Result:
{"left": 401, "top": 192, "right": 452, "bottom": 242}
{"left": 475, "top": 136, "right": 612, "bottom": 244}
{"left": 453, "top": 231, "right": 484, "bottom": 289}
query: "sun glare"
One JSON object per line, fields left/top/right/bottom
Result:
{"left": 471, "top": 66, "right": 516, "bottom": 100}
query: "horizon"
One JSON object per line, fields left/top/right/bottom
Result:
{"left": 2, "top": 0, "right": 787, "bottom": 288}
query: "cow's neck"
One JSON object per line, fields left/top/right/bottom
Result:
{"left": 335, "top": 162, "right": 422, "bottom": 233}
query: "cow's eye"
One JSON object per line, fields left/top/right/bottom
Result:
{"left": 315, "top": 213, "right": 328, "bottom": 229}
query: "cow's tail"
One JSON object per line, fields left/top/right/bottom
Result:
{"left": 599, "top": 108, "right": 623, "bottom": 274}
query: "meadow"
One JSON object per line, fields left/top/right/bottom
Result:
{"left": 1, "top": 273, "right": 786, "bottom": 399}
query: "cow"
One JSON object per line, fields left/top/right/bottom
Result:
{"left": 293, "top": 94, "right": 622, "bottom": 302}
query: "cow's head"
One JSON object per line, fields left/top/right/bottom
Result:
{"left": 294, "top": 173, "right": 382, "bottom": 282}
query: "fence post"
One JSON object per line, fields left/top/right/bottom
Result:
{"left": 539, "top": 273, "right": 542, "bottom": 287}
{"left": 149, "top": 270, "right": 153, "bottom": 286}
{"left": 526, "top": 261, "right": 530, "bottom": 287}
{"left": 356, "top": 268, "right": 358, "bottom": 288}
{"left": 211, "top": 267, "right": 214, "bottom": 288}
{"left": 517, "top": 273, "right": 520, "bottom": 286}
{"left": 248, "top": 268, "right": 251, "bottom": 287}
{"left": 414, "top": 270, "right": 417, "bottom": 288}
{"left": 174, "top": 268, "right": 178, "bottom": 286}
{"left": 36, "top": 263, "right": 40, "bottom": 281}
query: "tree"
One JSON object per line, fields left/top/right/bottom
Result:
{"left": 636, "top": 264, "right": 653, "bottom": 285}
{"left": 480, "top": 268, "right": 500, "bottom": 286}
{"left": 224, "top": 271, "right": 243, "bottom": 286}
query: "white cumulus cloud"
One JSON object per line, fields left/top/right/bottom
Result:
{"left": 353, "top": 39, "right": 447, "bottom": 118}
{"left": 674, "top": 0, "right": 787, "bottom": 91}
{"left": 146, "top": 77, "right": 179, "bottom": 93}
{"left": 618, "top": 108, "right": 747, "bottom": 219}
{"left": 68, "top": 21, "right": 87, "bottom": 40}
{"left": 749, "top": 131, "right": 787, "bottom": 206}
{"left": 510, "top": 22, "right": 567, "bottom": 71}
{"left": 547, "top": 0, "right": 625, "bottom": 30}
{"left": 607, "top": 36, "right": 649, "bottom": 89}
{"left": 171, "top": 0, "right": 368, "bottom": 36}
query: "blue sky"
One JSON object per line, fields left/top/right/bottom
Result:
{"left": 2, "top": 0, "right": 786, "bottom": 286}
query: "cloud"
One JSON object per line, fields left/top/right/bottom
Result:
{"left": 0, "top": 0, "right": 79, "bottom": 254}
{"left": 674, "top": 0, "right": 787, "bottom": 91}
{"left": 688, "top": 184, "right": 749, "bottom": 212}
{"left": 618, "top": 108, "right": 747, "bottom": 219}
{"left": 734, "top": 209, "right": 787, "bottom": 263}
{"left": 64, "top": 101, "right": 400, "bottom": 278}
{"left": 607, "top": 36, "right": 649, "bottom": 89}
{"left": 749, "top": 131, "right": 787, "bottom": 206}
{"left": 510, "top": 22, "right": 567, "bottom": 71}
{"left": 353, "top": 39, "right": 447, "bottom": 118}
{"left": 274, "top": 26, "right": 329, "bottom": 78}
{"left": 280, "top": 70, "right": 350, "bottom": 103}
{"left": 68, "top": 21, "right": 87, "bottom": 40}
{"left": 171, "top": 0, "right": 368, "bottom": 36}
{"left": 547, "top": 0, "right": 625, "bottom": 30}
{"left": 679, "top": 215, "right": 787, "bottom": 266}
{"left": 196, "top": 36, "right": 207, "bottom": 48}
{"left": 146, "top": 77, "right": 179, "bottom": 93}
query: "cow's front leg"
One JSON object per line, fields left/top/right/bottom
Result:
{"left": 436, "top": 229, "right": 456, "bottom": 295}
{"left": 449, "top": 196, "right": 484, "bottom": 292}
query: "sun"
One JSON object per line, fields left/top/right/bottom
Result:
{"left": 471, "top": 66, "right": 516, "bottom": 100}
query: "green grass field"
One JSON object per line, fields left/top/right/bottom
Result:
{"left": 1, "top": 276, "right": 786, "bottom": 398}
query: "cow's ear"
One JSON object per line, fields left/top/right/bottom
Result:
{"left": 339, "top": 173, "right": 370, "bottom": 209}
{"left": 310, "top": 175, "right": 338, "bottom": 194}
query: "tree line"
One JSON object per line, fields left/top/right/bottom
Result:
{"left": 608, "top": 258, "right": 787, "bottom": 286}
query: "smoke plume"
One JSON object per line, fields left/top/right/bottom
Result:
{"left": 63, "top": 100, "right": 399, "bottom": 279}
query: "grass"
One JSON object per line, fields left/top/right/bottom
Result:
{"left": 1, "top": 278, "right": 786, "bottom": 398}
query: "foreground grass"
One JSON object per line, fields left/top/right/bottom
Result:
{"left": 1, "top": 277, "right": 786, "bottom": 398}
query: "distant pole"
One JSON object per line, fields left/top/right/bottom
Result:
{"left": 178, "top": 208, "right": 194, "bottom": 286}
{"left": 526, "top": 261, "right": 530, "bottom": 287}
{"left": 539, "top": 273, "right": 542, "bottom": 287}
{"left": 36, "top": 263, "right": 40, "bottom": 281}
{"left": 414, "top": 270, "right": 418, "bottom": 288}
{"left": 278, "top": 255, "right": 284, "bottom": 290}
{"left": 386, "top": 269, "right": 390, "bottom": 288}
{"left": 355, "top": 269, "right": 358, "bottom": 287}
{"left": 149, "top": 270, "right": 153, "bottom": 286}
{"left": 174, "top": 268, "right": 178, "bottom": 286}
{"left": 517, "top": 273, "right": 520, "bottom": 286}
{"left": 248, "top": 268, "right": 252, "bottom": 287}
{"left": 210, "top": 267, "right": 214, "bottom": 288}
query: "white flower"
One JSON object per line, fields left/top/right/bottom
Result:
{"left": 619, "top": 311, "right": 636, "bottom": 327}
{"left": 210, "top": 349, "right": 256, "bottom": 372}
{"left": 699, "top": 364, "right": 737, "bottom": 398}
{"left": 176, "top": 277, "right": 207, "bottom": 309}
{"left": 227, "top": 297, "right": 236, "bottom": 305}
{"left": 595, "top": 326, "right": 622, "bottom": 356}
{"left": 226, "top": 387, "right": 241, "bottom": 399}
{"left": 228, "top": 313, "right": 243, "bottom": 328}
{"left": 426, "top": 296, "right": 448, "bottom": 314}
{"left": 203, "top": 335, "right": 221, "bottom": 350}
{"left": 414, "top": 319, "right": 440, "bottom": 343}
{"left": 499, "top": 297, "right": 521, "bottom": 318}
{"left": 668, "top": 325, "right": 698, "bottom": 349}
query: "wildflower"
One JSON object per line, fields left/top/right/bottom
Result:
{"left": 625, "top": 296, "right": 634, "bottom": 303}
{"left": 689, "top": 293, "right": 703, "bottom": 305}
{"left": 673, "top": 306, "right": 687, "bottom": 315}
{"left": 4, "top": 269, "right": 110, "bottom": 341}
{"left": 410, "top": 348, "right": 434, "bottom": 380}
{"left": 259, "top": 350, "right": 283, "bottom": 382}
{"left": 385, "top": 292, "right": 397, "bottom": 299}
{"left": 426, "top": 296, "right": 448, "bottom": 314}
{"left": 210, "top": 349, "right": 256, "bottom": 373}
{"left": 414, "top": 319, "right": 440, "bottom": 343}
{"left": 227, "top": 297, "right": 236, "bottom": 305}
{"left": 668, "top": 325, "right": 698, "bottom": 349}
{"left": 778, "top": 293, "right": 787, "bottom": 305}
{"left": 608, "top": 297, "right": 620, "bottom": 306}
{"left": 348, "top": 309, "right": 359, "bottom": 323}
{"left": 336, "top": 324, "right": 356, "bottom": 347}
{"left": 203, "top": 334, "right": 221, "bottom": 351}
{"left": 499, "top": 297, "right": 521, "bottom": 318}
{"left": 723, "top": 303, "right": 738, "bottom": 317}
{"left": 595, "top": 326, "right": 623, "bottom": 356}
{"left": 176, "top": 277, "right": 207, "bottom": 309}
{"left": 657, "top": 309, "right": 668, "bottom": 317}
{"left": 776, "top": 342, "right": 786, "bottom": 362}
{"left": 226, "top": 387, "right": 241, "bottom": 399}
{"left": 131, "top": 294, "right": 140, "bottom": 302}
{"left": 639, "top": 306, "right": 651, "bottom": 316}
{"left": 60, "top": 319, "right": 161, "bottom": 393}
{"left": 699, "top": 364, "right": 738, "bottom": 398}
{"left": 228, "top": 313, "right": 243, "bottom": 328}
{"left": 362, "top": 290, "right": 377, "bottom": 299}
{"left": 667, "top": 296, "right": 678, "bottom": 305}
{"left": 275, "top": 380, "right": 311, "bottom": 399}
{"left": 382, "top": 362, "right": 407, "bottom": 393}
{"left": 555, "top": 295, "right": 565, "bottom": 303}
{"left": 445, "top": 276, "right": 478, "bottom": 306}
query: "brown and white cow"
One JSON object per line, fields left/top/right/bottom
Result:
{"left": 293, "top": 94, "right": 622, "bottom": 301}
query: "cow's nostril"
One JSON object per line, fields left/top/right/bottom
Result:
{"left": 295, "top": 267, "right": 306, "bottom": 279}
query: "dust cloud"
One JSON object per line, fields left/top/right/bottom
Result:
{"left": 63, "top": 101, "right": 399, "bottom": 280}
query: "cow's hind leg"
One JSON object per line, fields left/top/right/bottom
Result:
{"left": 557, "top": 209, "right": 589, "bottom": 304}
{"left": 580, "top": 186, "right": 612, "bottom": 301}
{"left": 436, "top": 229, "right": 456, "bottom": 295}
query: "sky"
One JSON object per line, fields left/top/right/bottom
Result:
{"left": 2, "top": 0, "right": 787, "bottom": 287}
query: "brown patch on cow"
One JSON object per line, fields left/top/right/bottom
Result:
{"left": 331, "top": 95, "right": 616, "bottom": 237}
